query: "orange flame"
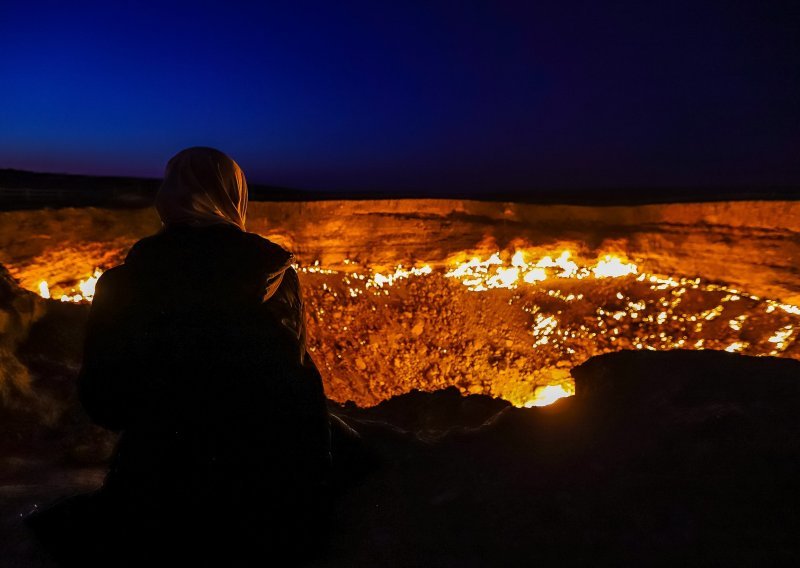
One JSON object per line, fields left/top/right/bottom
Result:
{"left": 523, "top": 384, "right": 575, "bottom": 407}
{"left": 40, "top": 269, "right": 103, "bottom": 303}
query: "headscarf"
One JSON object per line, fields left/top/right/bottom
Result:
{"left": 156, "top": 147, "right": 248, "bottom": 231}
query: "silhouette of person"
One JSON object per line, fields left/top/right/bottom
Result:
{"left": 30, "top": 147, "right": 332, "bottom": 566}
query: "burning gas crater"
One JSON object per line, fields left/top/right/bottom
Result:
{"left": 24, "top": 247, "right": 800, "bottom": 409}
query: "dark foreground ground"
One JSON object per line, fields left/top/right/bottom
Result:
{"left": 2, "top": 349, "right": 798, "bottom": 567}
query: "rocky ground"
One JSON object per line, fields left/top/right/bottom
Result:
{"left": 2, "top": 350, "right": 799, "bottom": 566}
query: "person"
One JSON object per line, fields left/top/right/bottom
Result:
{"left": 30, "top": 147, "right": 333, "bottom": 565}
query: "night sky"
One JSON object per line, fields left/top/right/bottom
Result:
{"left": 1, "top": 1, "right": 798, "bottom": 194}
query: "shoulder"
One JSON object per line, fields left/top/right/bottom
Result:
{"left": 123, "top": 233, "right": 163, "bottom": 265}
{"left": 91, "top": 265, "right": 134, "bottom": 311}
{"left": 96, "top": 264, "right": 131, "bottom": 290}
{"left": 240, "top": 231, "right": 295, "bottom": 273}
{"left": 240, "top": 231, "right": 292, "bottom": 260}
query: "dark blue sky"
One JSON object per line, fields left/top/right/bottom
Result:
{"left": 1, "top": 1, "right": 798, "bottom": 193}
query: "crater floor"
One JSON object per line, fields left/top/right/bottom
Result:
{"left": 1, "top": 199, "right": 798, "bottom": 406}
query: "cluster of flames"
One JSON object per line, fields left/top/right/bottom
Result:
{"left": 445, "top": 250, "right": 636, "bottom": 290}
{"left": 28, "top": 247, "right": 800, "bottom": 408}
{"left": 38, "top": 269, "right": 102, "bottom": 303}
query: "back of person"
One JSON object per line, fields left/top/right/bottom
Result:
{"left": 31, "top": 148, "right": 332, "bottom": 566}
{"left": 81, "top": 227, "right": 327, "bottom": 508}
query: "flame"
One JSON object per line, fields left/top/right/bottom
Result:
{"left": 535, "top": 251, "right": 580, "bottom": 278}
{"left": 593, "top": 255, "right": 638, "bottom": 278}
{"left": 40, "top": 269, "right": 103, "bottom": 303}
{"left": 523, "top": 268, "right": 547, "bottom": 283}
{"left": 38, "top": 281, "right": 50, "bottom": 299}
{"left": 367, "top": 264, "right": 433, "bottom": 289}
{"left": 489, "top": 267, "right": 519, "bottom": 289}
{"left": 79, "top": 271, "right": 101, "bottom": 298}
{"left": 725, "top": 341, "right": 748, "bottom": 353}
{"left": 523, "top": 384, "right": 575, "bottom": 407}
{"left": 445, "top": 249, "right": 636, "bottom": 291}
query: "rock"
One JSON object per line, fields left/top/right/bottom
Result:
{"left": 326, "top": 350, "right": 800, "bottom": 566}
{"left": 0, "top": 309, "right": 10, "bottom": 335}
{"left": 0, "top": 262, "right": 100, "bottom": 462}
{"left": 572, "top": 349, "right": 800, "bottom": 413}
{"left": 335, "top": 385, "right": 509, "bottom": 437}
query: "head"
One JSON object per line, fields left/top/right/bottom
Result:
{"left": 156, "top": 147, "right": 248, "bottom": 231}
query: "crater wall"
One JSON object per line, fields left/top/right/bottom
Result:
{"left": 1, "top": 199, "right": 798, "bottom": 302}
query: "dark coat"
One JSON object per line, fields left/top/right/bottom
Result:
{"left": 77, "top": 224, "right": 331, "bottom": 524}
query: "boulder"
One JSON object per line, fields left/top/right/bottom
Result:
{"left": 0, "top": 262, "right": 108, "bottom": 465}
{"left": 322, "top": 350, "right": 800, "bottom": 566}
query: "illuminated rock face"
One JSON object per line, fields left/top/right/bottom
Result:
{"left": 2, "top": 200, "right": 799, "bottom": 301}
{"left": 244, "top": 199, "right": 800, "bottom": 304}
{"left": 0, "top": 200, "right": 798, "bottom": 407}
